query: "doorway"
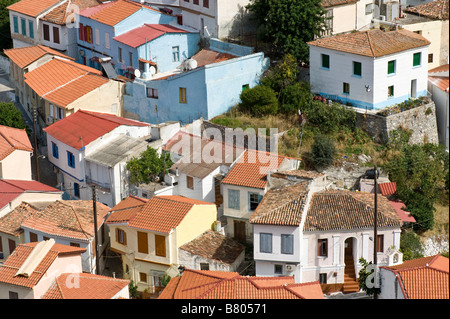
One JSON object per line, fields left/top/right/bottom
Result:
{"left": 411, "top": 79, "right": 417, "bottom": 98}
{"left": 234, "top": 220, "right": 246, "bottom": 242}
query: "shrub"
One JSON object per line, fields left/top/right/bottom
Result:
{"left": 310, "top": 134, "right": 335, "bottom": 171}
{"left": 279, "top": 82, "right": 312, "bottom": 115}
{"left": 400, "top": 231, "right": 424, "bottom": 261}
{"left": 239, "top": 85, "right": 278, "bottom": 116}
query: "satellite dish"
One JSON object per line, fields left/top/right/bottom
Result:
{"left": 188, "top": 59, "right": 197, "bottom": 70}
{"left": 134, "top": 69, "right": 141, "bottom": 78}
{"left": 149, "top": 66, "right": 156, "bottom": 75}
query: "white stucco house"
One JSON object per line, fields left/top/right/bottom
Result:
{"left": 43, "top": 109, "right": 154, "bottom": 207}
{"left": 308, "top": 28, "right": 431, "bottom": 110}
{"left": 0, "top": 125, "right": 33, "bottom": 181}
{"left": 428, "top": 64, "right": 449, "bottom": 150}
{"left": 250, "top": 182, "right": 403, "bottom": 294}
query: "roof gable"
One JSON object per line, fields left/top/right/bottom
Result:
{"left": 0, "top": 125, "right": 33, "bottom": 160}
{"left": 7, "top": 0, "right": 62, "bottom": 18}
{"left": 3, "top": 45, "right": 73, "bottom": 69}
{"left": 41, "top": 0, "right": 102, "bottom": 25}
{"left": 114, "top": 24, "right": 189, "bottom": 48}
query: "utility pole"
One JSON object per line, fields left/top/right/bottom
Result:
{"left": 32, "top": 106, "right": 39, "bottom": 182}
{"left": 92, "top": 185, "right": 100, "bottom": 275}
{"left": 373, "top": 164, "right": 378, "bottom": 299}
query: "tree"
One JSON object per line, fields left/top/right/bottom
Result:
{"left": 400, "top": 231, "right": 424, "bottom": 261}
{"left": 0, "top": 102, "right": 27, "bottom": 129}
{"left": 358, "top": 257, "right": 381, "bottom": 296}
{"left": 247, "top": 0, "right": 327, "bottom": 62}
{"left": 310, "top": 134, "right": 335, "bottom": 171}
{"left": 0, "top": 1, "right": 19, "bottom": 50}
{"left": 239, "top": 85, "right": 278, "bottom": 116}
{"left": 126, "top": 147, "right": 173, "bottom": 185}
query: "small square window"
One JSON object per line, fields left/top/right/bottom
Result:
{"left": 318, "top": 239, "right": 328, "bottom": 257}
{"left": 387, "top": 60, "right": 396, "bottom": 75}
{"left": 172, "top": 46, "right": 180, "bottom": 62}
{"left": 343, "top": 82, "right": 350, "bottom": 94}
{"left": 413, "top": 52, "right": 421, "bottom": 67}
{"left": 200, "top": 263, "right": 210, "bottom": 270}
{"left": 186, "top": 175, "right": 194, "bottom": 189}
{"left": 274, "top": 264, "right": 283, "bottom": 274}
{"left": 139, "top": 272, "right": 147, "bottom": 283}
{"left": 353, "top": 61, "right": 362, "bottom": 76}
{"left": 428, "top": 54, "right": 433, "bottom": 63}
{"left": 52, "top": 142, "right": 59, "bottom": 159}
{"left": 321, "top": 54, "right": 330, "bottom": 69}
{"left": 388, "top": 85, "right": 394, "bottom": 98}
{"left": 319, "top": 273, "right": 327, "bottom": 284}
{"left": 249, "top": 192, "right": 262, "bottom": 211}
{"left": 67, "top": 151, "right": 75, "bottom": 168}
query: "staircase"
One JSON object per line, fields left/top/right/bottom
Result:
{"left": 343, "top": 255, "right": 360, "bottom": 293}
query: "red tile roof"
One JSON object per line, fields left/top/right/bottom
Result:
{"left": 41, "top": 0, "right": 102, "bottom": 25}
{"left": 429, "top": 64, "right": 449, "bottom": 74}
{"left": 79, "top": 0, "right": 162, "bottom": 26}
{"left": 7, "top": 0, "right": 61, "bottom": 18}
{"left": 389, "top": 200, "right": 416, "bottom": 223}
{"left": 114, "top": 24, "right": 189, "bottom": 48}
{"left": 191, "top": 48, "right": 237, "bottom": 68}
{"left": 428, "top": 76, "right": 449, "bottom": 92}
{"left": 43, "top": 110, "right": 149, "bottom": 150}
{"left": 20, "top": 200, "right": 110, "bottom": 241}
{"left": 378, "top": 182, "right": 397, "bottom": 196}
{"left": 0, "top": 202, "right": 38, "bottom": 237}
{"left": 158, "top": 269, "right": 324, "bottom": 299}
{"left": 3, "top": 45, "right": 73, "bottom": 69}
{"left": 382, "top": 254, "right": 449, "bottom": 299}
{"left": 0, "top": 179, "right": 61, "bottom": 211}
{"left": 107, "top": 195, "right": 215, "bottom": 233}
{"left": 221, "top": 149, "right": 290, "bottom": 189}
{"left": 0, "top": 241, "right": 85, "bottom": 289}
{"left": 43, "top": 273, "right": 129, "bottom": 299}
{"left": 0, "top": 125, "right": 33, "bottom": 161}
{"left": 308, "top": 29, "right": 430, "bottom": 58}
{"left": 403, "top": 0, "right": 449, "bottom": 20}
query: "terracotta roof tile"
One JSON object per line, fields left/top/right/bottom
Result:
{"left": 191, "top": 49, "right": 237, "bottom": 67}
{"left": 428, "top": 63, "right": 449, "bottom": 74}
{"left": 308, "top": 29, "right": 430, "bottom": 57}
{"left": 180, "top": 230, "right": 245, "bottom": 265}
{"left": 114, "top": 24, "right": 189, "bottom": 48}
{"left": 0, "top": 241, "right": 85, "bottom": 289}
{"left": 43, "top": 273, "right": 129, "bottom": 299}
{"left": 378, "top": 182, "right": 397, "bottom": 196}
{"left": 0, "top": 125, "right": 32, "bottom": 161}
{"left": 0, "top": 202, "right": 38, "bottom": 236}
{"left": 250, "top": 183, "right": 309, "bottom": 226}
{"left": 221, "top": 149, "right": 289, "bottom": 189}
{"left": 428, "top": 76, "right": 449, "bottom": 92}
{"left": 389, "top": 200, "right": 416, "bottom": 223}
{"left": 43, "top": 109, "right": 149, "bottom": 150}
{"left": 41, "top": 0, "right": 102, "bottom": 25}
{"left": 404, "top": 0, "right": 449, "bottom": 20}
{"left": 7, "top": 0, "right": 61, "bottom": 18}
{"left": 303, "top": 190, "right": 402, "bottom": 231}
{"left": 3, "top": 45, "right": 73, "bottom": 69}
{"left": 20, "top": 200, "right": 110, "bottom": 241}
{"left": 383, "top": 254, "right": 449, "bottom": 299}
{"left": 159, "top": 269, "right": 324, "bottom": 299}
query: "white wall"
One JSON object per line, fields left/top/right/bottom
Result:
{"left": 0, "top": 150, "right": 32, "bottom": 180}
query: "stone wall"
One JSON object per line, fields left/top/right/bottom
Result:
{"left": 356, "top": 101, "right": 439, "bottom": 145}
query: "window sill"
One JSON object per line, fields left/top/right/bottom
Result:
{"left": 320, "top": 67, "right": 330, "bottom": 71}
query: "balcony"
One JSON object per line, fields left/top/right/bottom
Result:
{"left": 85, "top": 176, "right": 111, "bottom": 193}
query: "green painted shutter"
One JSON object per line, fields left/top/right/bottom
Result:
{"left": 413, "top": 53, "right": 421, "bottom": 66}
{"left": 13, "top": 16, "right": 18, "bottom": 33}
{"left": 388, "top": 60, "right": 395, "bottom": 74}
{"left": 28, "top": 21, "right": 34, "bottom": 39}
{"left": 353, "top": 62, "right": 361, "bottom": 76}
{"left": 322, "top": 54, "right": 330, "bottom": 69}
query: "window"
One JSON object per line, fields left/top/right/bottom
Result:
{"left": 319, "top": 273, "right": 327, "bottom": 284}
{"left": 318, "top": 239, "right": 328, "bottom": 257}
{"left": 74, "top": 183, "right": 80, "bottom": 198}
{"left": 116, "top": 228, "right": 126, "bottom": 245}
{"left": 67, "top": 151, "right": 75, "bottom": 168}
{"left": 155, "top": 235, "right": 166, "bottom": 257}
{"left": 413, "top": 52, "right": 421, "bottom": 67}
{"left": 139, "top": 272, "right": 147, "bottom": 283}
{"left": 21, "top": 18, "right": 26, "bottom": 36}
{"left": 193, "top": 0, "right": 199, "bottom": 4}
{"left": 146, "top": 87, "right": 158, "bottom": 99}
{"left": 8, "top": 239, "right": 16, "bottom": 255}
{"left": 28, "top": 21, "right": 34, "bottom": 39}
{"left": 29, "top": 232, "right": 38, "bottom": 242}
{"left": 172, "top": 46, "right": 180, "bottom": 62}
{"left": 186, "top": 175, "right": 194, "bottom": 189}
{"left": 95, "top": 28, "right": 100, "bottom": 45}
{"left": 129, "top": 52, "right": 133, "bottom": 68}
{"left": 248, "top": 192, "right": 262, "bottom": 211}
{"left": 43, "top": 24, "right": 50, "bottom": 41}
{"left": 13, "top": 16, "right": 18, "bottom": 33}
{"left": 179, "top": 87, "right": 187, "bottom": 103}
{"left": 137, "top": 232, "right": 148, "bottom": 254}
{"left": 365, "top": 3, "right": 373, "bottom": 15}
{"left": 118, "top": 47, "right": 123, "bottom": 62}
{"left": 242, "top": 84, "right": 249, "bottom": 92}
{"left": 52, "top": 142, "right": 59, "bottom": 159}
{"left": 428, "top": 53, "right": 433, "bottom": 63}
{"left": 200, "top": 263, "right": 209, "bottom": 270}
{"left": 53, "top": 27, "right": 60, "bottom": 44}
{"left": 343, "top": 82, "right": 350, "bottom": 94}
{"left": 377, "top": 235, "right": 384, "bottom": 253}
{"left": 274, "top": 264, "right": 283, "bottom": 274}
{"left": 353, "top": 61, "right": 362, "bottom": 76}
{"left": 79, "top": 23, "right": 84, "bottom": 41}
{"left": 203, "top": 0, "right": 209, "bottom": 8}
{"left": 9, "top": 291, "right": 19, "bottom": 299}
{"left": 105, "top": 32, "right": 110, "bottom": 49}
{"left": 86, "top": 26, "right": 93, "bottom": 44}
{"left": 281, "top": 234, "right": 294, "bottom": 255}
{"left": 260, "top": 233, "right": 272, "bottom": 253}
{"left": 388, "top": 85, "right": 394, "bottom": 98}
{"left": 228, "top": 189, "right": 240, "bottom": 210}
{"left": 70, "top": 242, "right": 80, "bottom": 247}
{"left": 321, "top": 54, "right": 330, "bottom": 69}
{"left": 387, "top": 60, "right": 396, "bottom": 75}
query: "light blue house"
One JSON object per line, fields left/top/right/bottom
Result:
{"left": 123, "top": 39, "right": 270, "bottom": 124}
{"left": 76, "top": 0, "right": 198, "bottom": 76}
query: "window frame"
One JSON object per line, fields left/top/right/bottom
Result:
{"left": 52, "top": 142, "right": 59, "bottom": 159}
{"left": 137, "top": 231, "right": 149, "bottom": 254}
{"left": 353, "top": 61, "right": 362, "bottom": 77}
{"left": 146, "top": 87, "right": 158, "bottom": 99}
{"left": 228, "top": 189, "right": 240, "bottom": 210}
{"left": 186, "top": 175, "right": 194, "bottom": 190}
{"left": 179, "top": 87, "right": 187, "bottom": 103}
{"left": 13, "top": 16, "right": 19, "bottom": 33}
{"left": 28, "top": 20, "right": 34, "bottom": 39}
{"left": 321, "top": 54, "right": 330, "bottom": 69}
{"left": 53, "top": 26, "right": 60, "bottom": 44}
{"left": 43, "top": 24, "right": 50, "bottom": 41}
{"left": 74, "top": 182, "right": 80, "bottom": 198}
{"left": 387, "top": 60, "right": 396, "bottom": 75}
{"left": 248, "top": 192, "right": 262, "bottom": 211}
{"left": 67, "top": 151, "right": 75, "bottom": 168}
{"left": 172, "top": 46, "right": 180, "bottom": 62}
{"left": 260, "top": 232, "right": 273, "bottom": 253}
{"left": 343, "top": 82, "right": 350, "bottom": 94}
{"left": 155, "top": 234, "right": 166, "bottom": 257}
{"left": 376, "top": 234, "right": 384, "bottom": 253}
{"left": 20, "top": 18, "right": 26, "bottom": 36}
{"left": 281, "top": 234, "right": 294, "bottom": 255}
{"left": 317, "top": 238, "right": 328, "bottom": 257}
{"left": 413, "top": 52, "right": 421, "bottom": 67}
{"left": 116, "top": 228, "right": 126, "bottom": 245}
{"left": 388, "top": 85, "right": 394, "bottom": 98}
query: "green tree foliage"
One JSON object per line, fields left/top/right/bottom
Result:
{"left": 386, "top": 142, "right": 448, "bottom": 232}
{"left": 247, "top": 0, "right": 327, "bottom": 62}
{"left": 0, "top": 1, "right": 19, "bottom": 50}
{"left": 302, "top": 101, "right": 357, "bottom": 134}
{"left": 400, "top": 231, "right": 424, "bottom": 261}
{"left": 310, "top": 134, "right": 335, "bottom": 171}
{"left": 126, "top": 147, "right": 173, "bottom": 185}
{"left": 358, "top": 257, "right": 381, "bottom": 296}
{"left": 0, "top": 102, "right": 27, "bottom": 129}
{"left": 239, "top": 85, "right": 278, "bottom": 116}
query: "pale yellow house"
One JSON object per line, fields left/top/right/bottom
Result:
{"left": 106, "top": 195, "right": 217, "bottom": 293}
{"left": 23, "top": 57, "right": 124, "bottom": 129}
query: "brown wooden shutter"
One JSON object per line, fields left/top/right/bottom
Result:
{"left": 30, "top": 232, "right": 38, "bottom": 242}
{"left": 155, "top": 235, "right": 166, "bottom": 257}
{"left": 377, "top": 235, "right": 384, "bottom": 253}
{"left": 137, "top": 232, "right": 148, "bottom": 254}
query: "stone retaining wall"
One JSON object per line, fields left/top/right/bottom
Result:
{"left": 356, "top": 101, "right": 439, "bottom": 145}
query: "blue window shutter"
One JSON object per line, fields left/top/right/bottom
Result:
{"left": 28, "top": 21, "right": 34, "bottom": 39}
{"left": 13, "top": 17, "right": 18, "bottom": 33}
{"left": 21, "top": 18, "right": 26, "bottom": 36}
